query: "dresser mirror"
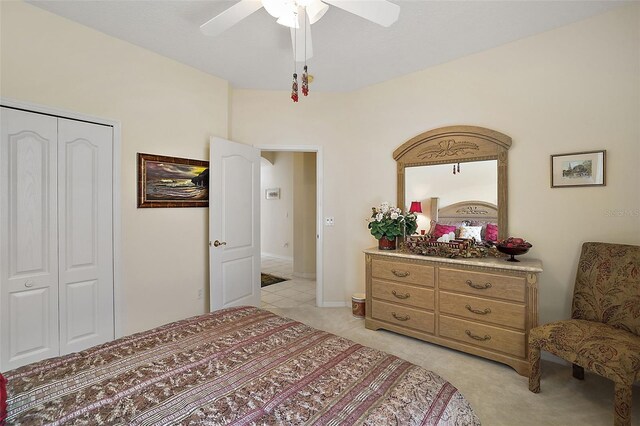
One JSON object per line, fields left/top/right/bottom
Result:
{"left": 394, "top": 125, "right": 511, "bottom": 239}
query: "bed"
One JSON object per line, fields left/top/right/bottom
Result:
{"left": 3, "top": 306, "right": 479, "bottom": 425}
{"left": 425, "top": 197, "right": 499, "bottom": 242}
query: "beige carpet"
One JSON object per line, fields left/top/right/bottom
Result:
{"left": 266, "top": 306, "right": 640, "bottom": 426}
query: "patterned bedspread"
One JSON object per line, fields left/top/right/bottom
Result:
{"left": 5, "top": 307, "right": 480, "bottom": 425}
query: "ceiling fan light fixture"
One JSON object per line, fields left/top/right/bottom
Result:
{"left": 262, "top": 0, "right": 286, "bottom": 18}
{"left": 276, "top": 9, "right": 300, "bottom": 28}
{"left": 307, "top": 0, "right": 329, "bottom": 24}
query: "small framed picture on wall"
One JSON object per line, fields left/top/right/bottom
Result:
{"left": 265, "top": 188, "right": 280, "bottom": 199}
{"left": 550, "top": 150, "right": 606, "bottom": 188}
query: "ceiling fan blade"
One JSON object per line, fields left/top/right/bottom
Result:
{"left": 200, "top": 0, "right": 263, "bottom": 37}
{"left": 290, "top": 10, "right": 313, "bottom": 62}
{"left": 323, "top": 0, "right": 400, "bottom": 27}
{"left": 307, "top": 0, "right": 329, "bottom": 25}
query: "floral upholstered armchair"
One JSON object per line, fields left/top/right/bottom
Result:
{"left": 528, "top": 242, "right": 640, "bottom": 426}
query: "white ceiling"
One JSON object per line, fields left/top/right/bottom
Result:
{"left": 29, "top": 1, "right": 628, "bottom": 92}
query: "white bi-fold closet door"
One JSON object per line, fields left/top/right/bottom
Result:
{"left": 0, "top": 107, "right": 114, "bottom": 371}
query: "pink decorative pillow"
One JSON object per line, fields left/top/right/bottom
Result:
{"left": 0, "top": 373, "right": 7, "bottom": 426}
{"left": 432, "top": 224, "right": 457, "bottom": 238}
{"left": 485, "top": 223, "right": 499, "bottom": 242}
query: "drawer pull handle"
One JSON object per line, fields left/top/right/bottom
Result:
{"left": 392, "top": 290, "right": 410, "bottom": 299}
{"left": 391, "top": 312, "right": 410, "bottom": 321}
{"left": 465, "top": 304, "right": 491, "bottom": 315}
{"left": 392, "top": 270, "right": 410, "bottom": 278}
{"left": 465, "top": 330, "right": 491, "bottom": 341}
{"left": 466, "top": 280, "right": 492, "bottom": 290}
{"left": 24, "top": 280, "right": 34, "bottom": 288}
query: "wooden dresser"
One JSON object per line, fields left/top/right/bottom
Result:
{"left": 364, "top": 248, "right": 543, "bottom": 376}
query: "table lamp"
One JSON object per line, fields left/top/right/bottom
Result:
{"left": 409, "top": 201, "right": 422, "bottom": 213}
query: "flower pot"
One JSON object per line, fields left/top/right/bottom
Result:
{"left": 378, "top": 236, "right": 396, "bottom": 250}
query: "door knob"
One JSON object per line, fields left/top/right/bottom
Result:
{"left": 213, "top": 240, "right": 227, "bottom": 247}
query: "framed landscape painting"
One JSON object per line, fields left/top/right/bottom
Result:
{"left": 137, "top": 153, "right": 209, "bottom": 208}
{"left": 550, "top": 150, "right": 606, "bottom": 188}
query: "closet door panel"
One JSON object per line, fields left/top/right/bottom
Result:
{"left": 58, "top": 118, "right": 114, "bottom": 354}
{"left": 8, "top": 288, "right": 53, "bottom": 358}
{"left": 1, "top": 107, "right": 59, "bottom": 370}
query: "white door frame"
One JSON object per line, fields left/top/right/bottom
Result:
{"left": 1, "top": 97, "right": 123, "bottom": 337}
{"left": 255, "top": 145, "right": 324, "bottom": 307}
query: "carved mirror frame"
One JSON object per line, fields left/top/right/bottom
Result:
{"left": 394, "top": 125, "right": 512, "bottom": 238}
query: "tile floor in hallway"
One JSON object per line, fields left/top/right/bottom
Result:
{"left": 261, "top": 255, "right": 316, "bottom": 309}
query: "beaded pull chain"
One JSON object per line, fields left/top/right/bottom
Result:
{"left": 302, "top": 66, "right": 309, "bottom": 97}
{"left": 291, "top": 73, "right": 299, "bottom": 102}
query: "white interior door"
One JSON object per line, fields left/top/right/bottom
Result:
{"left": 58, "top": 118, "right": 114, "bottom": 355}
{"left": 209, "top": 137, "right": 260, "bottom": 311}
{"left": 0, "top": 107, "right": 59, "bottom": 370}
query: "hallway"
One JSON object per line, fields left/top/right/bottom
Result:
{"left": 261, "top": 255, "right": 316, "bottom": 309}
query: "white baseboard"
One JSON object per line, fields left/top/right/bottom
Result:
{"left": 261, "top": 252, "right": 293, "bottom": 261}
{"left": 321, "top": 301, "right": 348, "bottom": 308}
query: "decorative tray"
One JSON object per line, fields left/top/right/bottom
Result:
{"left": 404, "top": 237, "right": 503, "bottom": 259}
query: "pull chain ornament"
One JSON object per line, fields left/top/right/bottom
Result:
{"left": 302, "top": 66, "right": 309, "bottom": 96}
{"left": 291, "top": 73, "right": 299, "bottom": 102}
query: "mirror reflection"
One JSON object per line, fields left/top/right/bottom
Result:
{"left": 404, "top": 159, "right": 497, "bottom": 232}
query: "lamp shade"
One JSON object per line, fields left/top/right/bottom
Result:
{"left": 409, "top": 201, "right": 422, "bottom": 213}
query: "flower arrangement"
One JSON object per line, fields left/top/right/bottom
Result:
{"left": 368, "top": 202, "right": 418, "bottom": 240}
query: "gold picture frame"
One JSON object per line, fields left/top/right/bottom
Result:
{"left": 137, "top": 153, "right": 209, "bottom": 208}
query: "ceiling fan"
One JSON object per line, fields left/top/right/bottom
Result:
{"left": 200, "top": 0, "right": 400, "bottom": 62}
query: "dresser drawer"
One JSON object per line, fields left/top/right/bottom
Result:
{"left": 371, "top": 300, "right": 434, "bottom": 334}
{"left": 371, "top": 279, "right": 434, "bottom": 310}
{"left": 371, "top": 259, "right": 434, "bottom": 287}
{"left": 439, "top": 268, "right": 525, "bottom": 302}
{"left": 439, "top": 315, "right": 525, "bottom": 358}
{"left": 439, "top": 291, "right": 525, "bottom": 330}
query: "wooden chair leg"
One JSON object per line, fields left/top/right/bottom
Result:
{"left": 528, "top": 343, "right": 541, "bottom": 393}
{"left": 572, "top": 363, "right": 584, "bottom": 380}
{"left": 614, "top": 382, "right": 632, "bottom": 426}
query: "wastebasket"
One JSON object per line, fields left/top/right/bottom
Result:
{"left": 352, "top": 293, "right": 366, "bottom": 318}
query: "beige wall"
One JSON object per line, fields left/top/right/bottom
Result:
{"left": 231, "top": 4, "right": 640, "bottom": 323}
{"left": 260, "top": 152, "right": 294, "bottom": 259}
{"left": 1, "top": 2, "right": 230, "bottom": 334}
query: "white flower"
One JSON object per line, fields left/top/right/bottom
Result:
{"left": 375, "top": 213, "right": 383, "bottom": 222}
{"left": 380, "top": 202, "right": 390, "bottom": 213}
{"left": 390, "top": 212, "right": 399, "bottom": 220}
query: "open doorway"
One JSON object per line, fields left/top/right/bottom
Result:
{"left": 257, "top": 147, "right": 322, "bottom": 309}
